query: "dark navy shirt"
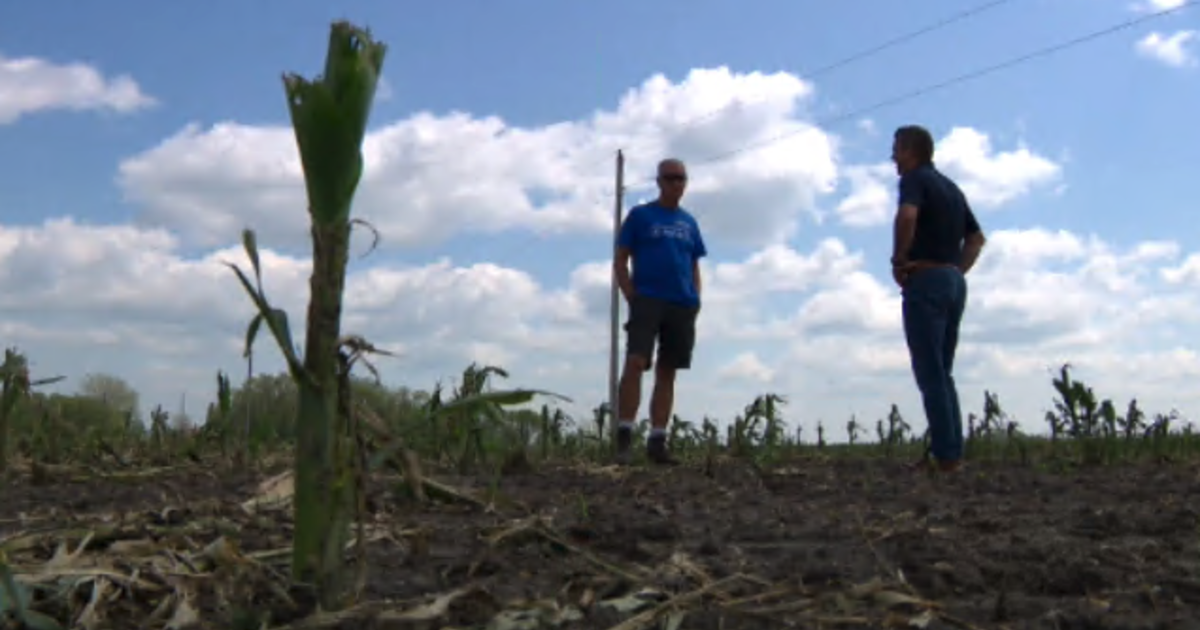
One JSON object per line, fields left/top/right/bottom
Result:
{"left": 617, "top": 202, "right": 707, "bottom": 307}
{"left": 898, "top": 164, "right": 981, "bottom": 265}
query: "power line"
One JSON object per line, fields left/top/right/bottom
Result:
{"left": 620, "top": 0, "right": 1197, "bottom": 191}
{"left": 622, "top": 0, "right": 1022, "bottom": 148}
{"left": 386, "top": 0, "right": 1025, "bottom": 191}
{"left": 420, "top": 0, "right": 1192, "bottom": 265}
{"left": 806, "top": 0, "right": 1019, "bottom": 80}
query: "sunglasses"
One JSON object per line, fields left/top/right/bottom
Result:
{"left": 659, "top": 174, "right": 688, "bottom": 183}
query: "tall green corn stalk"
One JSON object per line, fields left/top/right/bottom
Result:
{"left": 225, "top": 21, "right": 386, "bottom": 609}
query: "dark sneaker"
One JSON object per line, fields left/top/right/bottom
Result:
{"left": 647, "top": 435, "right": 679, "bottom": 466}
{"left": 615, "top": 425, "right": 633, "bottom": 465}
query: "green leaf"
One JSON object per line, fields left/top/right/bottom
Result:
{"left": 244, "top": 313, "right": 264, "bottom": 359}
{"left": 0, "top": 562, "right": 64, "bottom": 630}
{"left": 266, "top": 308, "right": 301, "bottom": 368}
{"left": 367, "top": 389, "right": 568, "bottom": 471}
{"left": 0, "top": 566, "right": 30, "bottom": 613}
{"left": 226, "top": 260, "right": 263, "bottom": 307}
{"left": 242, "top": 228, "right": 262, "bottom": 291}
{"left": 283, "top": 21, "right": 386, "bottom": 226}
{"left": 224, "top": 261, "right": 305, "bottom": 379}
{"left": 432, "top": 389, "right": 571, "bottom": 417}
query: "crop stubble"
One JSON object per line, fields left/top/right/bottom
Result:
{"left": 1, "top": 458, "right": 1198, "bottom": 629}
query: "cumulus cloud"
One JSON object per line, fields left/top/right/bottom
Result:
{"left": 833, "top": 127, "right": 1062, "bottom": 227}
{"left": 0, "top": 53, "right": 156, "bottom": 124}
{"left": 1135, "top": 0, "right": 1188, "bottom": 12}
{"left": 6, "top": 65, "right": 1196, "bottom": 442}
{"left": 834, "top": 164, "right": 894, "bottom": 228}
{"left": 118, "top": 67, "right": 837, "bottom": 252}
{"left": 5, "top": 213, "right": 1200, "bottom": 440}
{"left": 1135, "top": 31, "right": 1197, "bottom": 67}
{"left": 719, "top": 352, "right": 776, "bottom": 383}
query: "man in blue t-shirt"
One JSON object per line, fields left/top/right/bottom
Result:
{"left": 613, "top": 158, "right": 708, "bottom": 465}
{"left": 889, "top": 125, "right": 987, "bottom": 474}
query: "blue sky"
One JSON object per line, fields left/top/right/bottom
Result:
{"left": 4, "top": 0, "right": 1195, "bottom": 244}
{"left": 0, "top": 0, "right": 1197, "bottom": 436}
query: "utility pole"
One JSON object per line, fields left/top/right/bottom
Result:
{"left": 608, "top": 150, "right": 625, "bottom": 442}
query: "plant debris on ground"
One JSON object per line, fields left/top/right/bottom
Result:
{"left": 2, "top": 455, "right": 1197, "bottom": 629}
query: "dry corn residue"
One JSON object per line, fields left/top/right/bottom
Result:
{"left": 1, "top": 457, "right": 1198, "bottom": 629}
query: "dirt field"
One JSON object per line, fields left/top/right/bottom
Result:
{"left": 2, "top": 457, "right": 1198, "bottom": 629}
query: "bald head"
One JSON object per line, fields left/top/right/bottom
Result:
{"left": 655, "top": 158, "right": 688, "bottom": 207}
{"left": 657, "top": 158, "right": 686, "bottom": 177}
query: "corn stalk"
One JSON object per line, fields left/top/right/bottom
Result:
{"left": 0, "top": 348, "right": 65, "bottom": 473}
{"left": 225, "top": 20, "right": 387, "bottom": 610}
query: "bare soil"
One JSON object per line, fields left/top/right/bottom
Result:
{"left": 2, "top": 457, "right": 1198, "bottom": 629}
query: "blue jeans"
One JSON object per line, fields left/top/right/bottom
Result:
{"left": 902, "top": 266, "right": 967, "bottom": 462}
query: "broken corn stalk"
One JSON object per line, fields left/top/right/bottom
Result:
{"left": 226, "top": 20, "right": 386, "bottom": 610}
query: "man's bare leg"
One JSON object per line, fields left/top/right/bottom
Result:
{"left": 614, "top": 354, "right": 647, "bottom": 463}
{"left": 649, "top": 364, "right": 674, "bottom": 430}
{"left": 646, "top": 364, "right": 679, "bottom": 465}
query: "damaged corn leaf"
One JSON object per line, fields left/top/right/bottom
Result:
{"left": 73, "top": 578, "right": 112, "bottom": 630}
{"left": 848, "top": 577, "right": 937, "bottom": 610}
{"left": 487, "top": 601, "right": 585, "bottom": 630}
{"left": 164, "top": 589, "right": 200, "bottom": 630}
{"left": 377, "top": 586, "right": 477, "bottom": 622}
{"left": 224, "top": 231, "right": 304, "bottom": 380}
{"left": 240, "top": 470, "right": 296, "bottom": 513}
{"left": 598, "top": 588, "right": 666, "bottom": 614}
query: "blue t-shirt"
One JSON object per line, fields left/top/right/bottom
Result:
{"left": 617, "top": 202, "right": 707, "bottom": 307}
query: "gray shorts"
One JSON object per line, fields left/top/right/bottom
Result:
{"left": 624, "top": 294, "right": 699, "bottom": 370}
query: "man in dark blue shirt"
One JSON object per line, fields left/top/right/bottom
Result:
{"left": 889, "top": 125, "right": 986, "bottom": 474}
{"left": 613, "top": 158, "right": 708, "bottom": 465}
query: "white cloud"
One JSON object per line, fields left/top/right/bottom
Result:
{"left": 118, "top": 67, "right": 838, "bottom": 252}
{"left": 1135, "top": 0, "right": 1187, "bottom": 12}
{"left": 1135, "top": 30, "right": 1198, "bottom": 67}
{"left": 833, "top": 127, "right": 1062, "bottom": 228}
{"left": 719, "top": 352, "right": 776, "bottom": 383}
{"left": 8, "top": 65, "right": 1197, "bottom": 443}
{"left": 936, "top": 128, "right": 1063, "bottom": 206}
{"left": 0, "top": 53, "right": 156, "bottom": 124}
{"left": 834, "top": 163, "right": 894, "bottom": 227}
{"left": 4, "top": 214, "right": 1200, "bottom": 441}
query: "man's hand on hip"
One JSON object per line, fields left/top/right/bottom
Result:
{"left": 892, "top": 261, "right": 915, "bottom": 288}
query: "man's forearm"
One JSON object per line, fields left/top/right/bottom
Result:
{"left": 960, "top": 236, "right": 985, "bottom": 274}
{"left": 892, "top": 208, "right": 918, "bottom": 263}
{"left": 615, "top": 265, "right": 634, "bottom": 300}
